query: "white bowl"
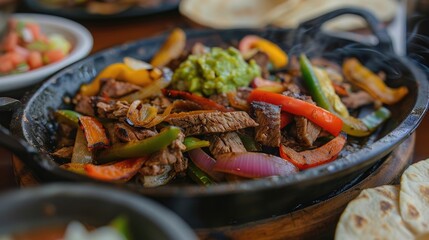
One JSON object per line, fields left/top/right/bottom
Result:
{"left": 0, "top": 13, "right": 93, "bottom": 92}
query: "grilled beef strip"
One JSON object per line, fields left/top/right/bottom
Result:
{"left": 140, "top": 131, "right": 187, "bottom": 175}
{"left": 341, "top": 90, "right": 376, "bottom": 109}
{"left": 74, "top": 95, "right": 96, "bottom": 116}
{"left": 166, "top": 111, "right": 258, "bottom": 136}
{"left": 249, "top": 51, "right": 270, "bottom": 79}
{"left": 114, "top": 123, "right": 158, "bottom": 142}
{"left": 171, "top": 100, "right": 203, "bottom": 113}
{"left": 294, "top": 116, "right": 321, "bottom": 147}
{"left": 209, "top": 132, "right": 247, "bottom": 157}
{"left": 251, "top": 101, "right": 282, "bottom": 147}
{"left": 96, "top": 100, "right": 129, "bottom": 120}
{"left": 209, "top": 93, "right": 230, "bottom": 107}
{"left": 99, "top": 78, "right": 141, "bottom": 98}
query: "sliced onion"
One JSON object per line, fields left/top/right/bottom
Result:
{"left": 214, "top": 152, "right": 298, "bottom": 178}
{"left": 188, "top": 148, "right": 224, "bottom": 181}
{"left": 137, "top": 165, "right": 175, "bottom": 188}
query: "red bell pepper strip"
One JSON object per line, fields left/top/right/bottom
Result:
{"left": 248, "top": 90, "right": 343, "bottom": 136}
{"left": 79, "top": 116, "right": 110, "bottom": 150}
{"left": 279, "top": 134, "right": 346, "bottom": 170}
{"left": 85, "top": 157, "right": 146, "bottom": 183}
{"left": 280, "top": 112, "right": 293, "bottom": 129}
{"left": 162, "top": 89, "right": 230, "bottom": 112}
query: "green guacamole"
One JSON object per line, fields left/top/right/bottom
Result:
{"left": 172, "top": 47, "right": 261, "bottom": 96}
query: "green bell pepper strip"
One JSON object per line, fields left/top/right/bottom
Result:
{"left": 110, "top": 216, "right": 132, "bottom": 240}
{"left": 187, "top": 161, "right": 215, "bottom": 186}
{"left": 183, "top": 137, "right": 210, "bottom": 152}
{"left": 55, "top": 110, "right": 82, "bottom": 127}
{"left": 299, "top": 54, "right": 391, "bottom": 137}
{"left": 96, "top": 126, "right": 181, "bottom": 164}
{"left": 238, "top": 133, "right": 261, "bottom": 152}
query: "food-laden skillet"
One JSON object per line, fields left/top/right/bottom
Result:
{"left": 0, "top": 9, "right": 428, "bottom": 228}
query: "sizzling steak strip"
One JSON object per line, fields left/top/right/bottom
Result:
{"left": 114, "top": 123, "right": 157, "bottom": 142}
{"left": 209, "top": 132, "right": 247, "bottom": 157}
{"left": 294, "top": 116, "right": 321, "bottom": 147}
{"left": 140, "top": 131, "right": 187, "bottom": 175}
{"left": 166, "top": 111, "right": 258, "bottom": 136}
{"left": 96, "top": 100, "right": 129, "bottom": 119}
{"left": 251, "top": 101, "right": 281, "bottom": 147}
{"left": 99, "top": 78, "right": 141, "bottom": 98}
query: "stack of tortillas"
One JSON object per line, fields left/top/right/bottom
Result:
{"left": 335, "top": 159, "right": 429, "bottom": 239}
{"left": 179, "top": 0, "right": 398, "bottom": 31}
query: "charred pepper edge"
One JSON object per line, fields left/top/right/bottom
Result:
{"left": 96, "top": 126, "right": 181, "bottom": 164}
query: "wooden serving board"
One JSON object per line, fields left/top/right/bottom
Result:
{"left": 12, "top": 135, "right": 415, "bottom": 240}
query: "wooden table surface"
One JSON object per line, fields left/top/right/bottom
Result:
{"left": 0, "top": 8, "right": 428, "bottom": 192}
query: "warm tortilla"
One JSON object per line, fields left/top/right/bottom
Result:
{"left": 400, "top": 159, "right": 429, "bottom": 236}
{"left": 180, "top": 0, "right": 397, "bottom": 31}
{"left": 335, "top": 185, "right": 414, "bottom": 240}
{"left": 179, "top": 0, "right": 300, "bottom": 29}
{"left": 272, "top": 0, "right": 398, "bottom": 31}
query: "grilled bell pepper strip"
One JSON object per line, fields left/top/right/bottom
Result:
{"left": 248, "top": 90, "right": 343, "bottom": 136}
{"left": 280, "top": 134, "right": 346, "bottom": 170}
{"left": 187, "top": 161, "right": 215, "bottom": 186}
{"left": 361, "top": 107, "right": 391, "bottom": 132}
{"left": 300, "top": 54, "right": 391, "bottom": 137}
{"left": 85, "top": 157, "right": 146, "bottom": 183}
{"left": 96, "top": 126, "right": 180, "bottom": 164}
{"left": 239, "top": 35, "right": 288, "bottom": 68}
{"left": 183, "top": 137, "right": 210, "bottom": 152}
{"left": 80, "top": 63, "right": 152, "bottom": 96}
{"left": 110, "top": 216, "right": 132, "bottom": 240}
{"left": 237, "top": 133, "right": 261, "bottom": 152}
{"left": 79, "top": 116, "right": 110, "bottom": 150}
{"left": 150, "top": 28, "right": 186, "bottom": 68}
{"left": 343, "top": 58, "right": 408, "bottom": 105}
{"left": 55, "top": 110, "right": 82, "bottom": 127}
{"left": 162, "top": 89, "right": 231, "bottom": 112}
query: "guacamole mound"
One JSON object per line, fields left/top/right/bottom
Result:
{"left": 172, "top": 47, "right": 261, "bottom": 96}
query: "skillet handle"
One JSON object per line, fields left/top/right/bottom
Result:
{"left": 0, "top": 97, "right": 37, "bottom": 162}
{"left": 294, "top": 7, "right": 394, "bottom": 53}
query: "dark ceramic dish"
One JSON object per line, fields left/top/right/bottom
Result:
{"left": 0, "top": 8, "right": 427, "bottom": 228}
{"left": 0, "top": 184, "right": 196, "bottom": 239}
{"left": 24, "top": 0, "right": 180, "bottom": 20}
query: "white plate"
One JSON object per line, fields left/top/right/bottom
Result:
{"left": 0, "top": 13, "right": 93, "bottom": 92}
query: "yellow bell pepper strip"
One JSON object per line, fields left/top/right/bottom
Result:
{"left": 239, "top": 35, "right": 288, "bottom": 68}
{"left": 79, "top": 116, "right": 110, "bottom": 150}
{"left": 300, "top": 54, "right": 391, "bottom": 137}
{"left": 248, "top": 89, "right": 343, "bottom": 137}
{"left": 80, "top": 63, "right": 152, "bottom": 96}
{"left": 187, "top": 161, "right": 215, "bottom": 186}
{"left": 343, "top": 58, "right": 408, "bottom": 105}
{"left": 55, "top": 110, "right": 82, "bottom": 127}
{"left": 280, "top": 134, "right": 346, "bottom": 170}
{"left": 183, "top": 137, "right": 210, "bottom": 152}
{"left": 96, "top": 126, "right": 180, "bottom": 164}
{"left": 85, "top": 157, "right": 146, "bottom": 183}
{"left": 150, "top": 28, "right": 186, "bottom": 68}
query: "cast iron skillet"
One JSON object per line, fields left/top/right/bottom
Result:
{"left": 0, "top": 8, "right": 427, "bottom": 228}
{"left": 0, "top": 183, "right": 196, "bottom": 239}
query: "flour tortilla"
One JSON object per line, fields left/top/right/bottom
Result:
{"left": 400, "top": 159, "right": 429, "bottom": 236}
{"left": 335, "top": 185, "right": 414, "bottom": 240}
{"left": 272, "top": 0, "right": 398, "bottom": 31}
{"left": 180, "top": 0, "right": 397, "bottom": 31}
{"left": 179, "top": 0, "right": 300, "bottom": 29}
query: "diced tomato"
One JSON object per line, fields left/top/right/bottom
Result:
{"left": 25, "top": 22, "right": 42, "bottom": 40}
{"left": 27, "top": 51, "right": 43, "bottom": 69}
{"left": 3, "top": 32, "right": 18, "bottom": 52}
{"left": 14, "top": 46, "right": 30, "bottom": 58}
{"left": 7, "top": 52, "right": 25, "bottom": 66}
{"left": 43, "top": 49, "right": 65, "bottom": 64}
{"left": 0, "top": 59, "right": 14, "bottom": 73}
{"left": 8, "top": 19, "right": 17, "bottom": 31}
